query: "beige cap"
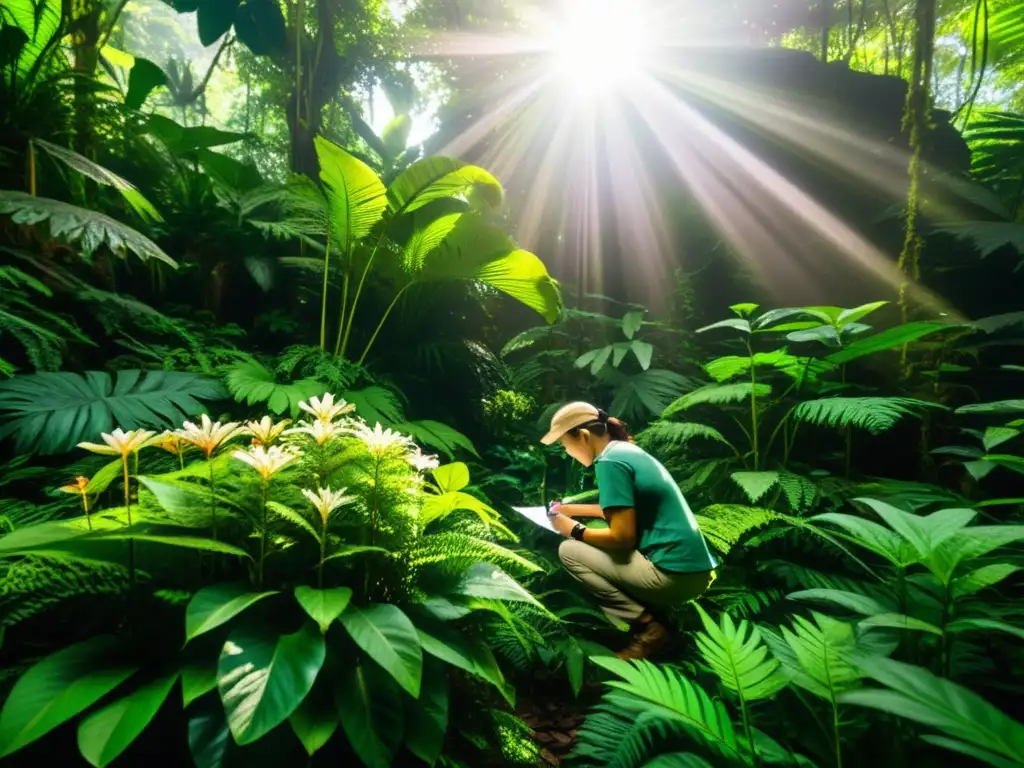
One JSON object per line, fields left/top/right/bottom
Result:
{"left": 540, "top": 401, "right": 601, "bottom": 445}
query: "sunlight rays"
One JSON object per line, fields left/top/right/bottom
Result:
{"left": 416, "top": 0, "right": 961, "bottom": 316}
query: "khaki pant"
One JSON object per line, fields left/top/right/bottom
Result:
{"left": 558, "top": 539, "right": 716, "bottom": 624}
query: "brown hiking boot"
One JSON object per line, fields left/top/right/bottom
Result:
{"left": 615, "top": 613, "right": 670, "bottom": 661}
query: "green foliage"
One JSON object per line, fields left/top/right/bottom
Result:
{"left": 842, "top": 657, "right": 1024, "bottom": 767}
{"left": 224, "top": 360, "right": 322, "bottom": 418}
{"left": 0, "top": 192, "right": 175, "bottom": 266}
{"left": 0, "top": 370, "right": 227, "bottom": 454}
{"left": 695, "top": 505, "right": 778, "bottom": 554}
{"left": 793, "top": 397, "right": 945, "bottom": 435}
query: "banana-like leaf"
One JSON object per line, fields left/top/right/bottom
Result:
{"left": 76, "top": 673, "right": 178, "bottom": 767}
{"left": 0, "top": 370, "right": 226, "bottom": 455}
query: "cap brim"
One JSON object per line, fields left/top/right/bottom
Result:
{"left": 539, "top": 429, "right": 564, "bottom": 445}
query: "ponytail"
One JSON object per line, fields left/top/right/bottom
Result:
{"left": 568, "top": 409, "right": 634, "bottom": 443}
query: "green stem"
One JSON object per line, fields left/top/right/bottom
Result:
{"left": 939, "top": 583, "right": 952, "bottom": 678}
{"left": 208, "top": 457, "right": 217, "bottom": 541}
{"left": 178, "top": 451, "right": 185, "bottom": 472}
{"left": 122, "top": 456, "right": 135, "bottom": 586}
{"left": 28, "top": 140, "right": 36, "bottom": 196}
{"left": 81, "top": 492, "right": 92, "bottom": 531}
{"left": 748, "top": 340, "right": 760, "bottom": 470}
{"left": 319, "top": 237, "right": 332, "bottom": 349}
{"left": 764, "top": 404, "right": 798, "bottom": 465}
{"left": 340, "top": 232, "right": 386, "bottom": 358}
{"left": 258, "top": 479, "right": 269, "bottom": 590}
{"left": 357, "top": 284, "right": 410, "bottom": 365}
{"left": 739, "top": 690, "right": 757, "bottom": 767}
{"left": 318, "top": 520, "right": 327, "bottom": 589}
{"left": 832, "top": 702, "right": 843, "bottom": 768}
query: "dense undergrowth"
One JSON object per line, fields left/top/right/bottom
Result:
{"left": 2, "top": 0, "right": 1024, "bottom": 766}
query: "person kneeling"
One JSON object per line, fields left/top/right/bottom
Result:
{"left": 541, "top": 401, "right": 719, "bottom": 661}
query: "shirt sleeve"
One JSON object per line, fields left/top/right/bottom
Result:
{"left": 595, "top": 460, "right": 635, "bottom": 509}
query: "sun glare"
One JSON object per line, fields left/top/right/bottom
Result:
{"left": 548, "top": 0, "right": 651, "bottom": 96}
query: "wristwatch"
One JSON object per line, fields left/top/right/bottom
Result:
{"left": 570, "top": 521, "right": 586, "bottom": 541}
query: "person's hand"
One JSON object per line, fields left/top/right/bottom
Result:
{"left": 546, "top": 500, "right": 562, "bottom": 519}
{"left": 550, "top": 513, "right": 577, "bottom": 537}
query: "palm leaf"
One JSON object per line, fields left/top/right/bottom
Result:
{"left": 606, "top": 369, "right": 696, "bottom": 423}
{"left": 416, "top": 214, "right": 561, "bottom": 323}
{"left": 841, "top": 656, "right": 1024, "bottom": 767}
{"left": 0, "top": 192, "right": 175, "bottom": 266}
{"left": 387, "top": 157, "right": 503, "bottom": 215}
{"left": 761, "top": 613, "right": 861, "bottom": 702}
{"left": 793, "top": 397, "right": 944, "bottom": 435}
{"left": 314, "top": 137, "right": 387, "bottom": 253}
{"left": 0, "top": 370, "right": 226, "bottom": 455}
{"left": 694, "top": 605, "right": 786, "bottom": 701}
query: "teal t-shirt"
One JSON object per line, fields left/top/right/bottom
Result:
{"left": 594, "top": 441, "right": 719, "bottom": 574}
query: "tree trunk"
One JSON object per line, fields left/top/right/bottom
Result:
{"left": 820, "top": 0, "right": 832, "bottom": 62}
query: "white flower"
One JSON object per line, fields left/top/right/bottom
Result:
{"left": 232, "top": 444, "right": 300, "bottom": 481}
{"left": 243, "top": 416, "right": 291, "bottom": 446}
{"left": 78, "top": 428, "right": 156, "bottom": 457}
{"left": 176, "top": 414, "right": 242, "bottom": 458}
{"left": 408, "top": 447, "right": 440, "bottom": 472}
{"left": 301, "top": 486, "right": 356, "bottom": 527}
{"left": 350, "top": 421, "right": 414, "bottom": 457}
{"left": 298, "top": 393, "right": 355, "bottom": 424}
{"left": 284, "top": 419, "right": 342, "bottom": 446}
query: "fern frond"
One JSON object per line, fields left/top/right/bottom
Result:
{"left": 0, "top": 557, "right": 130, "bottom": 629}
{"left": 730, "top": 472, "right": 779, "bottom": 504}
{"left": 794, "top": 397, "right": 945, "bottom": 435}
{"left": 694, "top": 605, "right": 787, "bottom": 701}
{"left": 411, "top": 532, "right": 541, "bottom": 579}
{"left": 586, "top": 657, "right": 747, "bottom": 763}
{"left": 663, "top": 382, "right": 772, "bottom": 417}
{"left": 761, "top": 613, "right": 862, "bottom": 702}
{"left": 398, "top": 420, "right": 478, "bottom": 459}
{"left": 696, "top": 505, "right": 777, "bottom": 554}
{"left": 637, "top": 421, "right": 730, "bottom": 450}
{"left": 778, "top": 472, "right": 819, "bottom": 513}
{"left": 706, "top": 587, "right": 785, "bottom": 619}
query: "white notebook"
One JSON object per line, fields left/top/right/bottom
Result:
{"left": 511, "top": 506, "right": 556, "bottom": 532}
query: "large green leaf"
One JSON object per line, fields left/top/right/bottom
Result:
{"left": 289, "top": 675, "right": 339, "bottom": 756}
{"left": 185, "top": 584, "right": 278, "bottom": 643}
{"left": 0, "top": 192, "right": 175, "bottom": 267}
{"left": 662, "top": 382, "right": 771, "bottom": 417}
{"left": 0, "top": 370, "right": 226, "bottom": 455}
{"left": 197, "top": 0, "right": 240, "bottom": 45}
{"left": 842, "top": 656, "right": 1024, "bottom": 767}
{"left": 416, "top": 214, "right": 561, "bottom": 323}
{"left": 387, "top": 157, "right": 503, "bottom": 215}
{"left": 694, "top": 605, "right": 786, "bottom": 702}
{"left": 855, "top": 498, "right": 976, "bottom": 564}
{"left": 413, "top": 612, "right": 513, "bottom": 705}
{"left": 77, "top": 673, "right": 178, "bottom": 767}
{"left": 0, "top": 636, "right": 136, "bottom": 758}
{"left": 794, "top": 397, "right": 944, "bottom": 435}
{"left": 0, "top": 520, "right": 250, "bottom": 563}
{"left": 314, "top": 136, "right": 387, "bottom": 253}
{"left": 2, "top": 0, "right": 62, "bottom": 84}
{"left": 32, "top": 139, "right": 161, "bottom": 223}
{"left": 826, "top": 321, "right": 951, "bottom": 364}
{"left": 124, "top": 56, "right": 167, "bottom": 110}
{"left": 339, "top": 604, "right": 422, "bottom": 697}
{"left": 449, "top": 562, "right": 545, "bottom": 610}
{"left": 334, "top": 660, "right": 405, "bottom": 768}
{"left": 403, "top": 661, "right": 449, "bottom": 766}
{"left": 294, "top": 586, "right": 352, "bottom": 633}
{"left": 144, "top": 114, "right": 247, "bottom": 153}
{"left": 218, "top": 622, "right": 326, "bottom": 745}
